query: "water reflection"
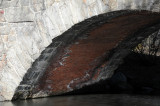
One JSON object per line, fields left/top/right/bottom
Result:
{"left": 1, "top": 94, "right": 160, "bottom": 106}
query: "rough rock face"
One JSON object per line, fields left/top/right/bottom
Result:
{"left": 13, "top": 11, "right": 160, "bottom": 100}
{"left": 1, "top": 0, "right": 160, "bottom": 101}
{"left": 134, "top": 30, "right": 160, "bottom": 56}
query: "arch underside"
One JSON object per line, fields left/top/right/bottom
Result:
{"left": 13, "top": 10, "right": 160, "bottom": 100}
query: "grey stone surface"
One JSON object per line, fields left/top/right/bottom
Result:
{"left": 0, "top": 0, "right": 160, "bottom": 101}
{"left": 5, "top": 7, "right": 34, "bottom": 22}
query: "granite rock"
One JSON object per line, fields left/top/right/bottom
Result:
{"left": 0, "top": 0, "right": 160, "bottom": 101}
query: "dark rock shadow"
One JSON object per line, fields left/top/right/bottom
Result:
{"left": 64, "top": 52, "right": 160, "bottom": 96}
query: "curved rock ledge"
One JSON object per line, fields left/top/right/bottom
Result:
{"left": 1, "top": 0, "right": 160, "bottom": 101}
{"left": 13, "top": 10, "right": 160, "bottom": 100}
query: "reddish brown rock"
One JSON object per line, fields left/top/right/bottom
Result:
{"left": 33, "top": 11, "right": 160, "bottom": 95}
{"left": 13, "top": 11, "right": 160, "bottom": 100}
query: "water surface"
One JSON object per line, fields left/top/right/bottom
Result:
{"left": 1, "top": 94, "right": 160, "bottom": 106}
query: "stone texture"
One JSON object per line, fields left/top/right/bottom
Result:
{"left": 5, "top": 7, "right": 34, "bottom": 22}
{"left": 134, "top": 30, "right": 160, "bottom": 56}
{"left": 13, "top": 11, "right": 160, "bottom": 100}
{"left": 0, "top": 0, "right": 160, "bottom": 101}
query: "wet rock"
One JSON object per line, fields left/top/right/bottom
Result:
{"left": 13, "top": 11, "right": 160, "bottom": 100}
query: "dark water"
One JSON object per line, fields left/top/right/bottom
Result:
{"left": 1, "top": 94, "right": 160, "bottom": 106}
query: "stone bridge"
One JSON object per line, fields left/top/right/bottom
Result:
{"left": 1, "top": 0, "right": 160, "bottom": 101}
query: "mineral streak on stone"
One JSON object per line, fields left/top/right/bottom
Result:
{"left": 13, "top": 10, "right": 160, "bottom": 100}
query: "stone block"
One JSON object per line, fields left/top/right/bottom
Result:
{"left": 5, "top": 7, "right": 34, "bottom": 23}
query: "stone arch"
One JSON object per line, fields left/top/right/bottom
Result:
{"left": 12, "top": 10, "right": 160, "bottom": 100}
{"left": 1, "top": 0, "right": 160, "bottom": 101}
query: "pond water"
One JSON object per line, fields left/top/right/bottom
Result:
{"left": 1, "top": 94, "right": 160, "bottom": 106}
